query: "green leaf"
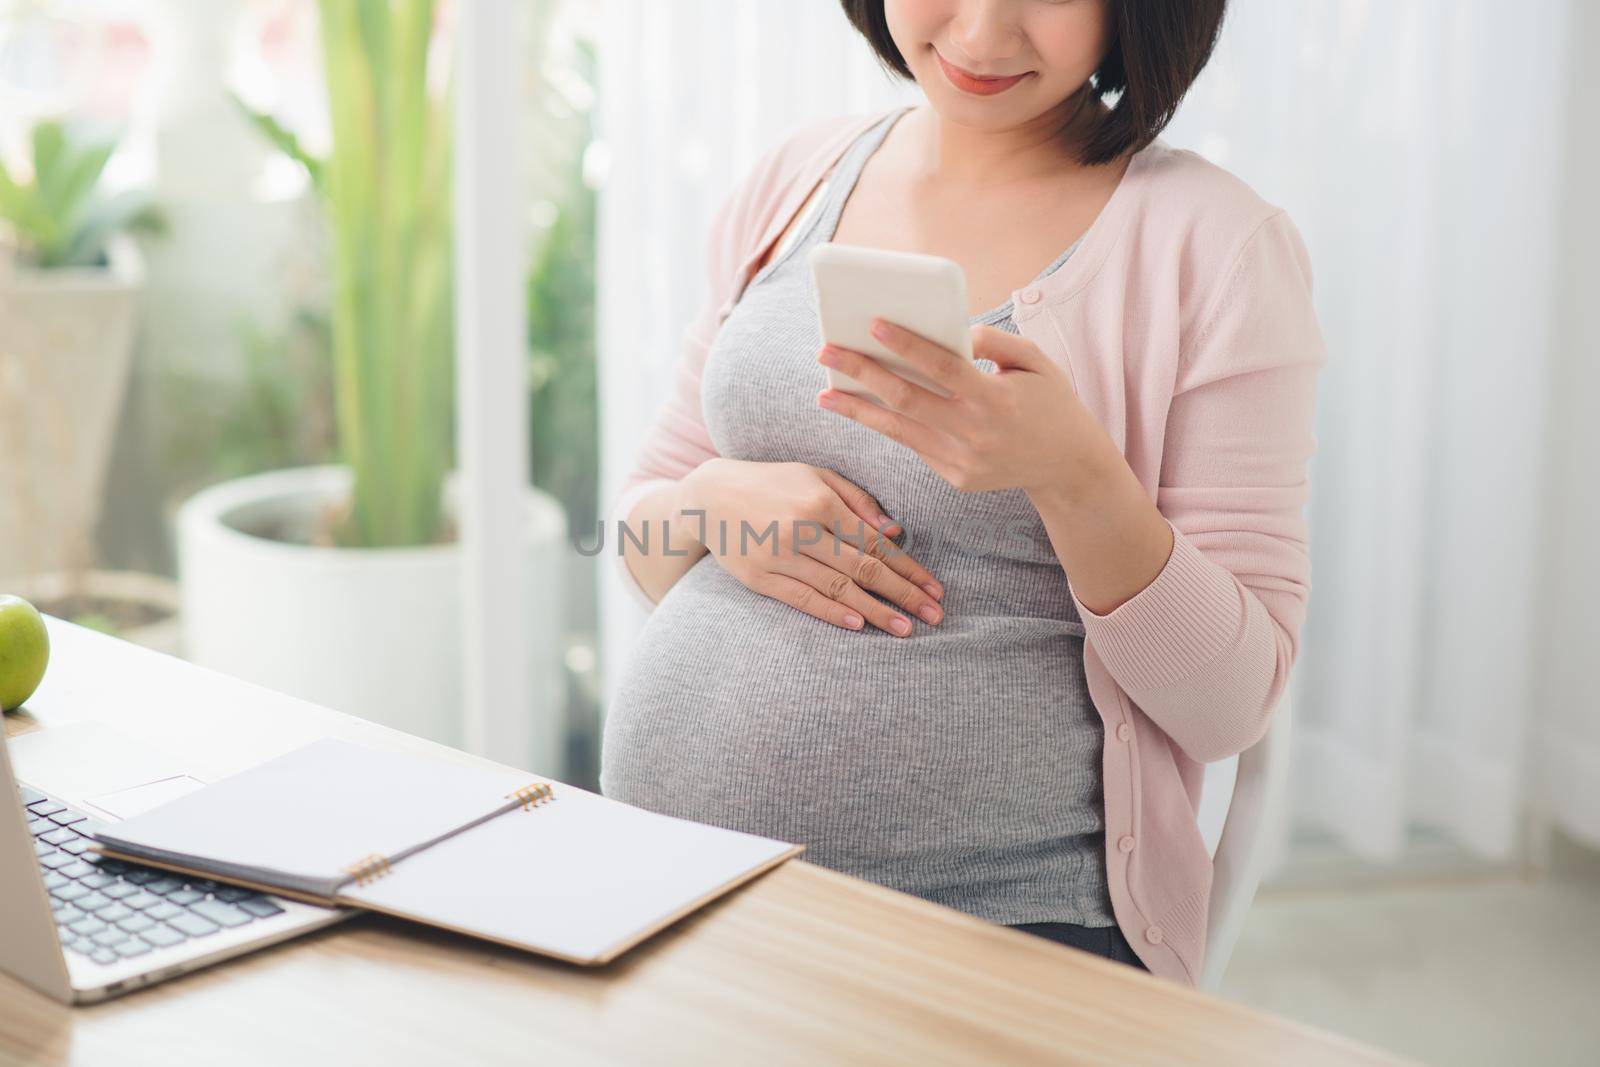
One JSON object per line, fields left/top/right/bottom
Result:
{"left": 30, "top": 121, "right": 66, "bottom": 189}
{"left": 57, "top": 189, "right": 164, "bottom": 268}
{"left": 229, "top": 91, "right": 327, "bottom": 193}
{"left": 0, "top": 118, "right": 161, "bottom": 268}
{"left": 218, "top": 0, "right": 462, "bottom": 546}
{"left": 0, "top": 160, "right": 33, "bottom": 226}
{"left": 40, "top": 135, "right": 115, "bottom": 230}
{"left": 0, "top": 148, "right": 54, "bottom": 260}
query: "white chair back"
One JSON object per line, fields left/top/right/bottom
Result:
{"left": 1193, "top": 687, "right": 1294, "bottom": 991}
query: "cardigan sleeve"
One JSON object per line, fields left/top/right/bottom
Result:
{"left": 604, "top": 134, "right": 797, "bottom": 610}
{"left": 1068, "top": 209, "right": 1327, "bottom": 763}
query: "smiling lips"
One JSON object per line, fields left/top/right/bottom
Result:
{"left": 935, "top": 49, "right": 1030, "bottom": 95}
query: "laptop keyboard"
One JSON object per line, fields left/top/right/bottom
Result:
{"left": 21, "top": 783, "right": 285, "bottom": 967}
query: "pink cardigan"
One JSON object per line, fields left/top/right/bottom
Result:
{"left": 607, "top": 105, "right": 1326, "bottom": 985}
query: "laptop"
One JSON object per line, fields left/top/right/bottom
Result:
{"left": 1, "top": 723, "right": 348, "bottom": 1004}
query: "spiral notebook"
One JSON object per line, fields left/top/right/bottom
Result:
{"left": 89, "top": 738, "right": 803, "bottom": 964}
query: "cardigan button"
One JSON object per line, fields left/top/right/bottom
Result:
{"left": 1118, "top": 834, "right": 1136, "bottom": 853}
{"left": 1018, "top": 286, "right": 1042, "bottom": 305}
{"left": 1115, "top": 723, "right": 1133, "bottom": 743}
{"left": 1144, "top": 926, "right": 1164, "bottom": 946}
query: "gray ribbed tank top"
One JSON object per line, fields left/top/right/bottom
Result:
{"left": 601, "top": 105, "right": 1114, "bottom": 928}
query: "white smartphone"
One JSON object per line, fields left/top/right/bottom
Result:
{"left": 808, "top": 243, "right": 973, "bottom": 403}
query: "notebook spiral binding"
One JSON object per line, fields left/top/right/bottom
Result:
{"left": 343, "top": 852, "right": 392, "bottom": 886}
{"left": 339, "top": 786, "right": 554, "bottom": 889}
{"left": 507, "top": 782, "right": 556, "bottom": 810}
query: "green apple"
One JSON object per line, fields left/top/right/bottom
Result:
{"left": 0, "top": 594, "right": 50, "bottom": 712}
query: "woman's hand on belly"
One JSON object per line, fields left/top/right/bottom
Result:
{"left": 677, "top": 458, "right": 946, "bottom": 638}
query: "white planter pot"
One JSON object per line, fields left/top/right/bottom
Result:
{"left": 0, "top": 237, "right": 143, "bottom": 581}
{"left": 175, "top": 465, "right": 569, "bottom": 774}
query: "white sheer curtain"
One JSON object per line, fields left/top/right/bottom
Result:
{"left": 1534, "top": 0, "right": 1600, "bottom": 855}
{"left": 595, "top": 0, "right": 1599, "bottom": 868}
{"left": 1165, "top": 0, "right": 1582, "bottom": 864}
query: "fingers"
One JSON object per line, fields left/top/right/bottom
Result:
{"left": 971, "top": 323, "right": 1049, "bottom": 372}
{"left": 799, "top": 476, "right": 945, "bottom": 602}
{"left": 798, "top": 531, "right": 943, "bottom": 627}
{"left": 756, "top": 572, "right": 869, "bottom": 632}
{"left": 816, "top": 387, "right": 949, "bottom": 459}
{"left": 813, "top": 467, "right": 903, "bottom": 539}
{"left": 817, "top": 343, "right": 957, "bottom": 422}
{"left": 817, "top": 506, "right": 944, "bottom": 602}
{"left": 866, "top": 318, "right": 983, "bottom": 395}
{"left": 778, "top": 553, "right": 927, "bottom": 638}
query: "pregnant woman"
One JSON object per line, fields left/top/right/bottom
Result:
{"left": 601, "top": 0, "right": 1325, "bottom": 985}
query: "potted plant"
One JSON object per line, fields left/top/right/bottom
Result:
{"left": 174, "top": 0, "right": 568, "bottom": 769}
{"left": 0, "top": 119, "right": 177, "bottom": 653}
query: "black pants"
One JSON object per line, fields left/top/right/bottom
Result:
{"left": 1008, "top": 922, "right": 1148, "bottom": 971}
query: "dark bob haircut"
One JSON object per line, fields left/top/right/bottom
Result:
{"left": 838, "top": 0, "right": 1227, "bottom": 166}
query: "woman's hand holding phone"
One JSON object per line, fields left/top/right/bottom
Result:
{"left": 676, "top": 458, "right": 945, "bottom": 637}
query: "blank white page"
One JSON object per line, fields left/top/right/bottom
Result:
{"left": 341, "top": 781, "right": 802, "bottom": 962}
{"left": 96, "top": 738, "right": 534, "bottom": 894}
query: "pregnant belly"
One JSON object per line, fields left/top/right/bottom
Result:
{"left": 600, "top": 555, "right": 1106, "bottom": 884}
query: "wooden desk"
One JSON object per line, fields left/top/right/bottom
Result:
{"left": 1, "top": 619, "right": 1412, "bottom": 1066}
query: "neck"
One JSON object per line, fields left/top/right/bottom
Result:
{"left": 907, "top": 89, "right": 1105, "bottom": 187}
